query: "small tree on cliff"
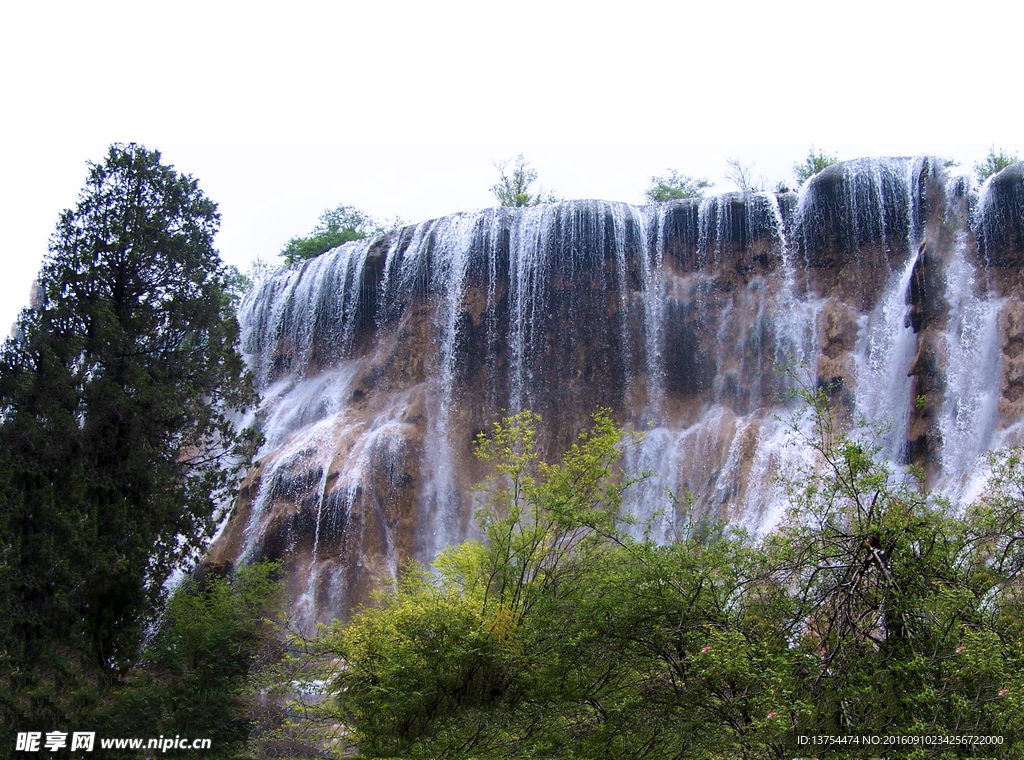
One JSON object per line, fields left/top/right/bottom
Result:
{"left": 793, "top": 145, "right": 838, "bottom": 186}
{"left": 975, "top": 144, "right": 1019, "bottom": 183}
{"left": 280, "top": 204, "right": 404, "bottom": 264}
{"left": 491, "top": 154, "right": 559, "bottom": 207}
{"left": 724, "top": 157, "right": 768, "bottom": 192}
{"left": 0, "top": 144, "right": 256, "bottom": 725}
{"left": 645, "top": 168, "right": 711, "bottom": 201}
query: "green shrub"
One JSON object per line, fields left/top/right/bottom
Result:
{"left": 975, "top": 145, "right": 1019, "bottom": 183}
{"left": 280, "top": 205, "right": 402, "bottom": 264}
{"left": 645, "top": 169, "right": 711, "bottom": 201}
{"left": 793, "top": 145, "right": 838, "bottom": 186}
{"left": 117, "top": 562, "right": 284, "bottom": 757}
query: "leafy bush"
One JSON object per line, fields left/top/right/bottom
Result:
{"left": 280, "top": 205, "right": 403, "bottom": 264}
{"left": 311, "top": 400, "right": 1024, "bottom": 759}
{"left": 491, "top": 154, "right": 559, "bottom": 207}
{"left": 768, "top": 389, "right": 1024, "bottom": 750}
{"left": 793, "top": 145, "right": 838, "bottom": 186}
{"left": 321, "top": 410, "right": 644, "bottom": 757}
{"left": 114, "top": 562, "right": 284, "bottom": 757}
{"left": 975, "top": 145, "right": 1019, "bottom": 183}
{"left": 645, "top": 169, "right": 711, "bottom": 201}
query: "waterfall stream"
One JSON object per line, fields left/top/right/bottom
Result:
{"left": 222, "top": 158, "right": 1024, "bottom": 626}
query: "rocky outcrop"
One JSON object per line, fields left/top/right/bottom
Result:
{"left": 205, "top": 158, "right": 1024, "bottom": 628}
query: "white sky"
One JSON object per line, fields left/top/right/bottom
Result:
{"left": 2, "top": 0, "right": 1022, "bottom": 335}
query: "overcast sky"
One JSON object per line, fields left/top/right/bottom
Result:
{"left": 2, "top": 0, "right": 1022, "bottom": 335}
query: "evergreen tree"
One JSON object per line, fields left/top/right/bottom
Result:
{"left": 0, "top": 144, "right": 256, "bottom": 726}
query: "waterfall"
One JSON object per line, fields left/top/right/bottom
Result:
{"left": 932, "top": 166, "right": 1017, "bottom": 501}
{"left": 808, "top": 157, "right": 932, "bottom": 463}
{"left": 852, "top": 248, "right": 920, "bottom": 462}
{"left": 507, "top": 203, "right": 555, "bottom": 414}
{"left": 424, "top": 211, "right": 478, "bottom": 558}
{"left": 220, "top": 157, "right": 1024, "bottom": 624}
{"left": 936, "top": 230, "right": 1002, "bottom": 489}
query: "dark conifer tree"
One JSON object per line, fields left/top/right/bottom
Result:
{"left": 0, "top": 144, "right": 256, "bottom": 724}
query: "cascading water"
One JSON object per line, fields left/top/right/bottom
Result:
{"left": 798, "top": 157, "right": 932, "bottom": 463}
{"left": 852, "top": 249, "right": 920, "bottom": 461}
{"left": 622, "top": 188, "right": 822, "bottom": 537}
{"left": 927, "top": 164, "right": 1024, "bottom": 504}
{"left": 213, "top": 157, "right": 1024, "bottom": 626}
{"left": 974, "top": 162, "right": 1024, "bottom": 267}
{"left": 507, "top": 203, "right": 557, "bottom": 415}
{"left": 423, "top": 211, "right": 477, "bottom": 558}
{"left": 639, "top": 204, "right": 669, "bottom": 411}
{"left": 936, "top": 177, "right": 1003, "bottom": 492}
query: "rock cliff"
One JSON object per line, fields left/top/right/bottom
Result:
{"left": 205, "top": 157, "right": 1024, "bottom": 628}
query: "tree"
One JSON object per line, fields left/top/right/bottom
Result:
{"left": 975, "top": 144, "right": 1019, "bottom": 183}
{"left": 724, "top": 157, "right": 768, "bottom": 192}
{"left": 645, "top": 169, "right": 712, "bottom": 201}
{"left": 0, "top": 144, "right": 256, "bottom": 726}
{"left": 767, "top": 388, "right": 1024, "bottom": 749}
{"left": 793, "top": 145, "right": 838, "bottom": 186}
{"left": 279, "top": 204, "right": 403, "bottom": 264}
{"left": 323, "top": 410, "right": 644, "bottom": 757}
{"left": 490, "top": 154, "right": 559, "bottom": 207}
{"left": 118, "top": 562, "right": 284, "bottom": 757}
{"left": 303, "top": 400, "right": 1024, "bottom": 758}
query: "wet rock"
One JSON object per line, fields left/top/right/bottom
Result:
{"left": 209, "top": 158, "right": 1024, "bottom": 627}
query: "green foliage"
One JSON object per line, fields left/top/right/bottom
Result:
{"left": 308, "top": 401, "right": 1024, "bottom": 759}
{"left": 318, "top": 411, "right": 793, "bottom": 758}
{"left": 322, "top": 410, "right": 645, "bottom": 757}
{"left": 769, "top": 388, "right": 1024, "bottom": 751}
{"left": 644, "top": 169, "right": 712, "bottom": 201}
{"left": 323, "top": 557, "right": 510, "bottom": 757}
{"left": 0, "top": 143, "right": 257, "bottom": 729}
{"left": 793, "top": 145, "right": 839, "bottom": 185}
{"left": 280, "top": 204, "right": 403, "bottom": 264}
{"left": 975, "top": 144, "right": 1019, "bottom": 183}
{"left": 112, "top": 562, "right": 284, "bottom": 757}
{"left": 491, "top": 154, "right": 559, "bottom": 207}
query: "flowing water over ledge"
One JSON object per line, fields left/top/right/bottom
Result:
{"left": 206, "top": 158, "right": 1024, "bottom": 629}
